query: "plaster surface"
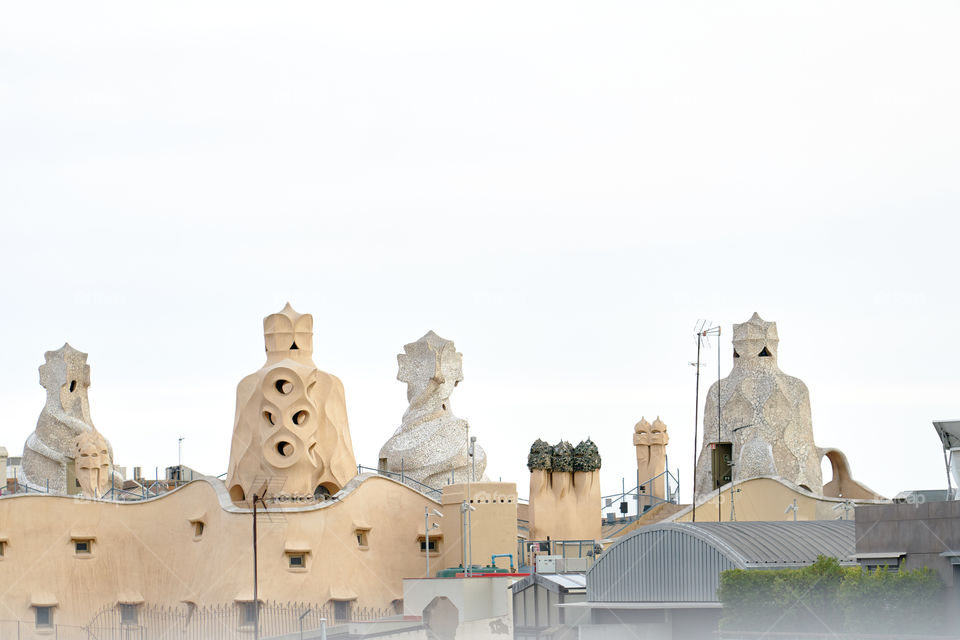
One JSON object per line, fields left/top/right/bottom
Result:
{"left": 0, "top": 474, "right": 437, "bottom": 631}
{"left": 671, "top": 475, "right": 887, "bottom": 523}
{"left": 226, "top": 304, "right": 357, "bottom": 503}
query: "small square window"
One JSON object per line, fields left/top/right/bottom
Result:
{"left": 35, "top": 606, "right": 53, "bottom": 628}
{"left": 75, "top": 540, "right": 92, "bottom": 554}
{"left": 419, "top": 540, "right": 437, "bottom": 552}
{"left": 288, "top": 553, "right": 305, "bottom": 568}
{"left": 239, "top": 602, "right": 257, "bottom": 626}
{"left": 0, "top": 541, "right": 6, "bottom": 557}
{"left": 194, "top": 522, "right": 204, "bottom": 538}
{"left": 356, "top": 530, "right": 369, "bottom": 547}
{"left": 332, "top": 600, "right": 351, "bottom": 622}
{"left": 120, "top": 603, "right": 139, "bottom": 625}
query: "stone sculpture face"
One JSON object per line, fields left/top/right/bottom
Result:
{"left": 397, "top": 331, "right": 463, "bottom": 406}
{"left": 695, "top": 313, "right": 822, "bottom": 498}
{"left": 20, "top": 343, "right": 116, "bottom": 495}
{"left": 649, "top": 417, "right": 669, "bottom": 446}
{"left": 226, "top": 304, "right": 357, "bottom": 503}
{"left": 263, "top": 302, "right": 314, "bottom": 357}
{"left": 74, "top": 430, "right": 111, "bottom": 497}
{"left": 633, "top": 418, "right": 651, "bottom": 447}
{"left": 39, "top": 343, "right": 92, "bottom": 421}
{"left": 634, "top": 417, "right": 669, "bottom": 500}
{"left": 379, "top": 331, "right": 486, "bottom": 488}
{"left": 732, "top": 312, "right": 779, "bottom": 366}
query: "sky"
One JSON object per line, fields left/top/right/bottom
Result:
{"left": 1, "top": 1, "right": 958, "bottom": 505}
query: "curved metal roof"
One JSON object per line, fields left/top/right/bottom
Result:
{"left": 587, "top": 521, "right": 855, "bottom": 603}
{"left": 683, "top": 521, "right": 856, "bottom": 568}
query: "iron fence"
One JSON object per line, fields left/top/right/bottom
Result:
{"left": 0, "top": 601, "right": 392, "bottom": 640}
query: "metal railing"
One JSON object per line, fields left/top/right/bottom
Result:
{"left": 601, "top": 467, "right": 681, "bottom": 526}
{"left": 518, "top": 538, "right": 601, "bottom": 568}
{"left": 0, "top": 601, "right": 394, "bottom": 640}
{"left": 357, "top": 464, "right": 443, "bottom": 499}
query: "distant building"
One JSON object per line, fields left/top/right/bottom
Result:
{"left": 523, "top": 521, "right": 856, "bottom": 640}
{"left": 853, "top": 500, "right": 960, "bottom": 627}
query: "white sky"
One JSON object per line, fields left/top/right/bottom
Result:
{"left": 1, "top": 1, "right": 958, "bottom": 503}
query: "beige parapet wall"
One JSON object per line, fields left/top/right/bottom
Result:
{"left": 0, "top": 474, "right": 444, "bottom": 632}
{"left": 437, "top": 482, "right": 518, "bottom": 572}
{"left": 670, "top": 475, "right": 888, "bottom": 523}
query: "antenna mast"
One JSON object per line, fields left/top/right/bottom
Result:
{"left": 691, "top": 320, "right": 721, "bottom": 523}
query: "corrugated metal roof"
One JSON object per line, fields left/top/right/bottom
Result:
{"left": 510, "top": 572, "right": 586, "bottom": 594}
{"left": 587, "top": 521, "right": 856, "bottom": 603}
{"left": 688, "top": 521, "right": 856, "bottom": 568}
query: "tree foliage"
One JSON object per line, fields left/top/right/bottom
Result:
{"left": 718, "top": 556, "right": 946, "bottom": 635}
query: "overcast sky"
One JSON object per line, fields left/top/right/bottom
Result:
{"left": 1, "top": 1, "right": 958, "bottom": 504}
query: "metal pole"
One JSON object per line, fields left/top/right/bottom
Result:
{"left": 461, "top": 501, "right": 467, "bottom": 576}
{"left": 424, "top": 507, "right": 430, "bottom": 578}
{"left": 665, "top": 454, "right": 670, "bottom": 502}
{"left": 717, "top": 326, "right": 722, "bottom": 452}
{"left": 943, "top": 448, "right": 954, "bottom": 499}
{"left": 299, "top": 608, "right": 311, "bottom": 640}
{"left": 253, "top": 493, "right": 260, "bottom": 640}
{"left": 718, "top": 326, "right": 722, "bottom": 522}
{"left": 466, "top": 426, "right": 471, "bottom": 577}
{"left": 693, "top": 335, "right": 701, "bottom": 522}
{"left": 470, "top": 436, "right": 477, "bottom": 482}
{"left": 320, "top": 618, "right": 327, "bottom": 640}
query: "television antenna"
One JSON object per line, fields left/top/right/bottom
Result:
{"left": 691, "top": 320, "right": 721, "bottom": 523}
{"left": 785, "top": 498, "right": 799, "bottom": 522}
{"left": 246, "top": 475, "right": 287, "bottom": 640}
{"left": 833, "top": 500, "right": 855, "bottom": 520}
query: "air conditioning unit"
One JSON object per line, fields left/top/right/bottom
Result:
{"left": 536, "top": 555, "right": 562, "bottom": 574}
{"left": 562, "top": 557, "right": 588, "bottom": 572}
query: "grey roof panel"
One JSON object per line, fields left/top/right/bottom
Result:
{"left": 587, "top": 520, "right": 856, "bottom": 603}
{"left": 689, "top": 521, "right": 856, "bottom": 567}
{"left": 509, "top": 572, "right": 586, "bottom": 594}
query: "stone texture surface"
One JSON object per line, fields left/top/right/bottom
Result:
{"left": 19, "top": 343, "right": 118, "bottom": 496}
{"left": 695, "top": 313, "right": 823, "bottom": 497}
{"left": 527, "top": 439, "right": 553, "bottom": 471}
{"left": 73, "top": 429, "right": 112, "bottom": 498}
{"left": 573, "top": 438, "right": 602, "bottom": 472}
{"left": 634, "top": 416, "right": 669, "bottom": 500}
{"left": 378, "top": 331, "right": 486, "bottom": 488}
{"left": 226, "top": 303, "right": 357, "bottom": 503}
